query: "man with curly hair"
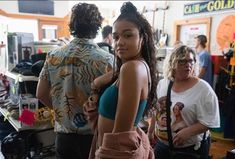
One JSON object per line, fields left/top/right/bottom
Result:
{"left": 36, "top": 3, "right": 113, "bottom": 159}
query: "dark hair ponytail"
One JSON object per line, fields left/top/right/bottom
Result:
{"left": 120, "top": 2, "right": 137, "bottom": 14}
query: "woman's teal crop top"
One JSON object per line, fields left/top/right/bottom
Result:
{"left": 98, "top": 85, "right": 147, "bottom": 126}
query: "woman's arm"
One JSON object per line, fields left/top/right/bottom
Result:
{"left": 36, "top": 79, "right": 52, "bottom": 108}
{"left": 93, "top": 71, "right": 113, "bottom": 90}
{"left": 173, "top": 122, "right": 208, "bottom": 146}
{"left": 112, "top": 61, "right": 145, "bottom": 133}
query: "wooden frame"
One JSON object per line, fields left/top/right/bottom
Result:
{"left": 38, "top": 15, "right": 70, "bottom": 40}
{"left": 173, "top": 17, "right": 211, "bottom": 50}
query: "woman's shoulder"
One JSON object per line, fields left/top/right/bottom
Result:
{"left": 193, "top": 78, "right": 214, "bottom": 92}
{"left": 200, "top": 50, "right": 210, "bottom": 57}
{"left": 197, "top": 78, "right": 210, "bottom": 86}
{"left": 120, "top": 60, "right": 148, "bottom": 73}
{"left": 157, "top": 78, "right": 170, "bottom": 93}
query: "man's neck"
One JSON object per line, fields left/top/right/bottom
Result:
{"left": 103, "top": 39, "right": 111, "bottom": 45}
{"left": 196, "top": 46, "right": 205, "bottom": 53}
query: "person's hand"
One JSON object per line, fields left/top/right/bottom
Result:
{"left": 148, "top": 132, "right": 157, "bottom": 147}
{"left": 93, "top": 71, "right": 113, "bottom": 90}
{"left": 83, "top": 93, "right": 99, "bottom": 132}
{"left": 173, "top": 128, "right": 190, "bottom": 146}
{"left": 86, "top": 93, "right": 99, "bottom": 109}
{"left": 148, "top": 132, "right": 154, "bottom": 141}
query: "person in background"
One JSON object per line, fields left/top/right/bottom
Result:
{"left": 148, "top": 45, "right": 220, "bottom": 159}
{"left": 102, "top": 25, "right": 113, "bottom": 46}
{"left": 173, "top": 40, "right": 183, "bottom": 47}
{"left": 36, "top": 3, "right": 113, "bottom": 159}
{"left": 87, "top": 2, "right": 158, "bottom": 158}
{"left": 195, "top": 35, "right": 213, "bottom": 87}
{"left": 98, "top": 25, "right": 114, "bottom": 54}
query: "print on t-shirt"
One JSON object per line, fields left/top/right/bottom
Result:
{"left": 155, "top": 96, "right": 168, "bottom": 140}
{"left": 171, "top": 102, "right": 187, "bottom": 134}
{"left": 155, "top": 97, "right": 187, "bottom": 142}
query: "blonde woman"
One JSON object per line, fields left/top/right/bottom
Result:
{"left": 148, "top": 45, "right": 220, "bottom": 159}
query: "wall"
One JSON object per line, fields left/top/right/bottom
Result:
{"left": 68, "top": 1, "right": 156, "bottom": 23}
{"left": 152, "top": 1, "right": 235, "bottom": 55}
{"left": 1, "top": 1, "right": 234, "bottom": 55}
{"left": 54, "top": 1, "right": 70, "bottom": 17}
{"left": 69, "top": 1, "right": 235, "bottom": 55}
{"left": 0, "top": 1, "right": 18, "bottom": 14}
{"left": 0, "top": 1, "right": 70, "bottom": 41}
{"left": 68, "top": 1, "right": 157, "bottom": 43}
{"left": 0, "top": 1, "right": 69, "bottom": 17}
{"left": 0, "top": 15, "right": 38, "bottom": 40}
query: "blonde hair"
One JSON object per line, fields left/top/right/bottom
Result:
{"left": 164, "top": 45, "right": 197, "bottom": 80}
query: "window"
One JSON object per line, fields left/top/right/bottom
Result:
{"left": 42, "top": 25, "right": 57, "bottom": 41}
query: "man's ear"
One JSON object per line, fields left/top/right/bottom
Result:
{"left": 108, "top": 34, "right": 113, "bottom": 43}
{"left": 198, "top": 39, "right": 202, "bottom": 45}
{"left": 108, "top": 34, "right": 112, "bottom": 40}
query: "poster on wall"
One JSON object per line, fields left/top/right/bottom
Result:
{"left": 216, "top": 15, "right": 235, "bottom": 50}
{"left": 180, "top": 24, "right": 207, "bottom": 49}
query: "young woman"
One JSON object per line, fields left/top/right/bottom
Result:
{"left": 148, "top": 45, "right": 220, "bottom": 159}
{"left": 86, "top": 2, "right": 158, "bottom": 159}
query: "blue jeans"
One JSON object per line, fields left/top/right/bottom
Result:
{"left": 154, "top": 137, "right": 211, "bottom": 159}
{"left": 55, "top": 133, "right": 93, "bottom": 159}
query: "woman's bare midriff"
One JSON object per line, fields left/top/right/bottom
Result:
{"left": 97, "top": 115, "right": 114, "bottom": 147}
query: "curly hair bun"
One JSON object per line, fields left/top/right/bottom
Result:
{"left": 120, "top": 2, "right": 137, "bottom": 14}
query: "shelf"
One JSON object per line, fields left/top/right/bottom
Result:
{"left": 4, "top": 71, "right": 38, "bottom": 82}
{"left": 0, "top": 107, "right": 52, "bottom": 132}
{"left": 0, "top": 107, "right": 22, "bottom": 131}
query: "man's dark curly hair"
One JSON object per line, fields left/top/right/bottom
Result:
{"left": 69, "top": 3, "right": 103, "bottom": 38}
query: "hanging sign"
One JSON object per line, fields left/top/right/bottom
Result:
{"left": 184, "top": 0, "right": 235, "bottom": 15}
